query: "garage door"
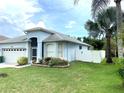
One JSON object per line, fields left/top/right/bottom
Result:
{"left": 2, "top": 48, "right": 27, "bottom": 64}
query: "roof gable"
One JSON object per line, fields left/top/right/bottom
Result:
{"left": 0, "top": 35, "right": 27, "bottom": 44}
{"left": 0, "top": 35, "right": 9, "bottom": 41}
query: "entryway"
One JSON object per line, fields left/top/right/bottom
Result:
{"left": 30, "top": 37, "right": 37, "bottom": 60}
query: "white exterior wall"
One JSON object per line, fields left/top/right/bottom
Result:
{"left": 63, "top": 42, "right": 89, "bottom": 61}
{"left": 0, "top": 42, "right": 28, "bottom": 64}
{"left": 76, "top": 50, "right": 105, "bottom": 63}
{"left": 0, "top": 42, "right": 27, "bottom": 49}
{"left": 44, "top": 42, "right": 58, "bottom": 58}
{"left": 27, "top": 31, "right": 51, "bottom": 61}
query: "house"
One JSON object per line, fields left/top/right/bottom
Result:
{"left": 0, "top": 27, "right": 91, "bottom": 64}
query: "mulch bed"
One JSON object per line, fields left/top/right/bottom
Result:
{"left": 32, "top": 63, "right": 70, "bottom": 68}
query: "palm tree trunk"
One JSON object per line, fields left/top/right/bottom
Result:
{"left": 106, "top": 31, "right": 113, "bottom": 63}
{"left": 114, "top": 0, "right": 123, "bottom": 58}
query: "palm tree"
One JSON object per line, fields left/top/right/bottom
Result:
{"left": 84, "top": 20, "right": 101, "bottom": 38}
{"left": 74, "top": 0, "right": 123, "bottom": 58}
{"left": 85, "top": 7, "right": 117, "bottom": 63}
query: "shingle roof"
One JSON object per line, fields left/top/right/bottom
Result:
{"left": 24, "top": 27, "right": 54, "bottom": 34}
{"left": 0, "top": 35, "right": 27, "bottom": 44}
{"left": 0, "top": 35, "right": 9, "bottom": 41}
{"left": 43, "top": 33, "right": 91, "bottom": 46}
{"left": 0, "top": 27, "right": 91, "bottom": 46}
{"left": 25, "top": 27, "right": 91, "bottom": 46}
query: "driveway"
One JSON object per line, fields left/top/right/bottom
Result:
{"left": 0, "top": 63, "right": 31, "bottom": 68}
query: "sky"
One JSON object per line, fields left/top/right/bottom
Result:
{"left": 0, "top": 0, "right": 124, "bottom": 38}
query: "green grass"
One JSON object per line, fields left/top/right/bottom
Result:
{"left": 0, "top": 62, "right": 124, "bottom": 93}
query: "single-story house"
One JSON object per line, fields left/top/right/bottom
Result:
{"left": 0, "top": 27, "right": 91, "bottom": 64}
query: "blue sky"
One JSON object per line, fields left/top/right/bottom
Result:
{"left": 0, "top": 0, "right": 123, "bottom": 38}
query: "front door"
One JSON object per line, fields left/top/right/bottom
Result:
{"left": 30, "top": 37, "right": 37, "bottom": 60}
{"left": 31, "top": 47, "right": 37, "bottom": 60}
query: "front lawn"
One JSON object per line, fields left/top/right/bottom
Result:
{"left": 0, "top": 62, "right": 124, "bottom": 93}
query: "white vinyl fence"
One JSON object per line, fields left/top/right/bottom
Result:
{"left": 76, "top": 50, "right": 105, "bottom": 63}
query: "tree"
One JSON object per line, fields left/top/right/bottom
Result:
{"left": 85, "top": 20, "right": 105, "bottom": 39}
{"left": 83, "top": 37, "right": 104, "bottom": 50}
{"left": 120, "top": 23, "right": 124, "bottom": 46}
{"left": 74, "top": 0, "right": 123, "bottom": 58}
{"left": 85, "top": 7, "right": 117, "bottom": 63}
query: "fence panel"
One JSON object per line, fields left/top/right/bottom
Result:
{"left": 76, "top": 50, "right": 105, "bottom": 63}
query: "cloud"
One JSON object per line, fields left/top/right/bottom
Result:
{"left": 0, "top": 0, "right": 44, "bottom": 36}
{"left": 65, "top": 21, "right": 76, "bottom": 29}
{"left": 25, "top": 21, "right": 46, "bottom": 29}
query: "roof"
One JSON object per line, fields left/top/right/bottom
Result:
{"left": 0, "top": 27, "right": 91, "bottom": 46}
{"left": 43, "top": 33, "right": 91, "bottom": 46}
{"left": 0, "top": 35, "right": 9, "bottom": 41}
{"left": 25, "top": 27, "right": 91, "bottom": 46}
{"left": 24, "top": 27, "right": 54, "bottom": 34}
{"left": 0, "top": 35, "right": 27, "bottom": 44}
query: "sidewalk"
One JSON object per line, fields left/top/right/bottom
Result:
{"left": 0, "top": 63, "right": 31, "bottom": 68}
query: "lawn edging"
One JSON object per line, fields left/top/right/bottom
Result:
{"left": 32, "top": 63, "right": 70, "bottom": 68}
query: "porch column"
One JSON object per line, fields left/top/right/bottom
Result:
{"left": 26, "top": 42, "right": 31, "bottom": 63}
{"left": 37, "top": 42, "right": 42, "bottom": 62}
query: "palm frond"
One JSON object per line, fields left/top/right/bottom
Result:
{"left": 92, "top": 0, "right": 110, "bottom": 18}
{"left": 74, "top": 0, "right": 79, "bottom": 5}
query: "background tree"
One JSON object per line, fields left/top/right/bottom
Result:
{"left": 85, "top": 7, "right": 117, "bottom": 63}
{"left": 74, "top": 0, "right": 123, "bottom": 58}
{"left": 83, "top": 37, "right": 104, "bottom": 50}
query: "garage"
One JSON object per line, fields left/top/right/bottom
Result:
{"left": 2, "top": 48, "right": 27, "bottom": 64}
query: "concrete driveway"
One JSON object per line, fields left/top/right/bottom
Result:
{"left": 0, "top": 63, "right": 31, "bottom": 68}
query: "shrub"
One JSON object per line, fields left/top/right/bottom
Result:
{"left": 101, "top": 58, "right": 106, "bottom": 64}
{"left": 17, "top": 57, "right": 28, "bottom": 65}
{"left": 0, "top": 56, "right": 4, "bottom": 63}
{"left": 48, "top": 58, "right": 68, "bottom": 67}
{"left": 43, "top": 57, "right": 52, "bottom": 65}
{"left": 38, "top": 59, "right": 43, "bottom": 64}
{"left": 118, "top": 68, "right": 124, "bottom": 86}
{"left": 42, "top": 57, "right": 68, "bottom": 67}
{"left": 101, "top": 57, "right": 124, "bottom": 65}
{"left": 113, "top": 57, "right": 124, "bottom": 65}
{"left": 32, "top": 58, "right": 37, "bottom": 64}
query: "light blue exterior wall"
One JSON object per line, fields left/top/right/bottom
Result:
{"left": 0, "top": 30, "right": 89, "bottom": 63}
{"left": 44, "top": 42, "right": 58, "bottom": 58}
{"left": 43, "top": 41, "right": 89, "bottom": 62}
{"left": 63, "top": 42, "right": 89, "bottom": 61}
{"left": 26, "top": 31, "right": 51, "bottom": 62}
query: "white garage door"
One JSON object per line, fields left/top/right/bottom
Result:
{"left": 2, "top": 48, "right": 27, "bottom": 64}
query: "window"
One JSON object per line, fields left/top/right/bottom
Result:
{"left": 30, "top": 38, "right": 37, "bottom": 47}
{"left": 58, "top": 44, "right": 63, "bottom": 57}
{"left": 79, "top": 45, "right": 82, "bottom": 50}
{"left": 31, "top": 47, "right": 37, "bottom": 60}
{"left": 2, "top": 48, "right": 26, "bottom": 51}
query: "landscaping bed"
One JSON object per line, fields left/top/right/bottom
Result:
{"left": 32, "top": 63, "right": 70, "bottom": 68}
{"left": 32, "top": 57, "right": 70, "bottom": 68}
